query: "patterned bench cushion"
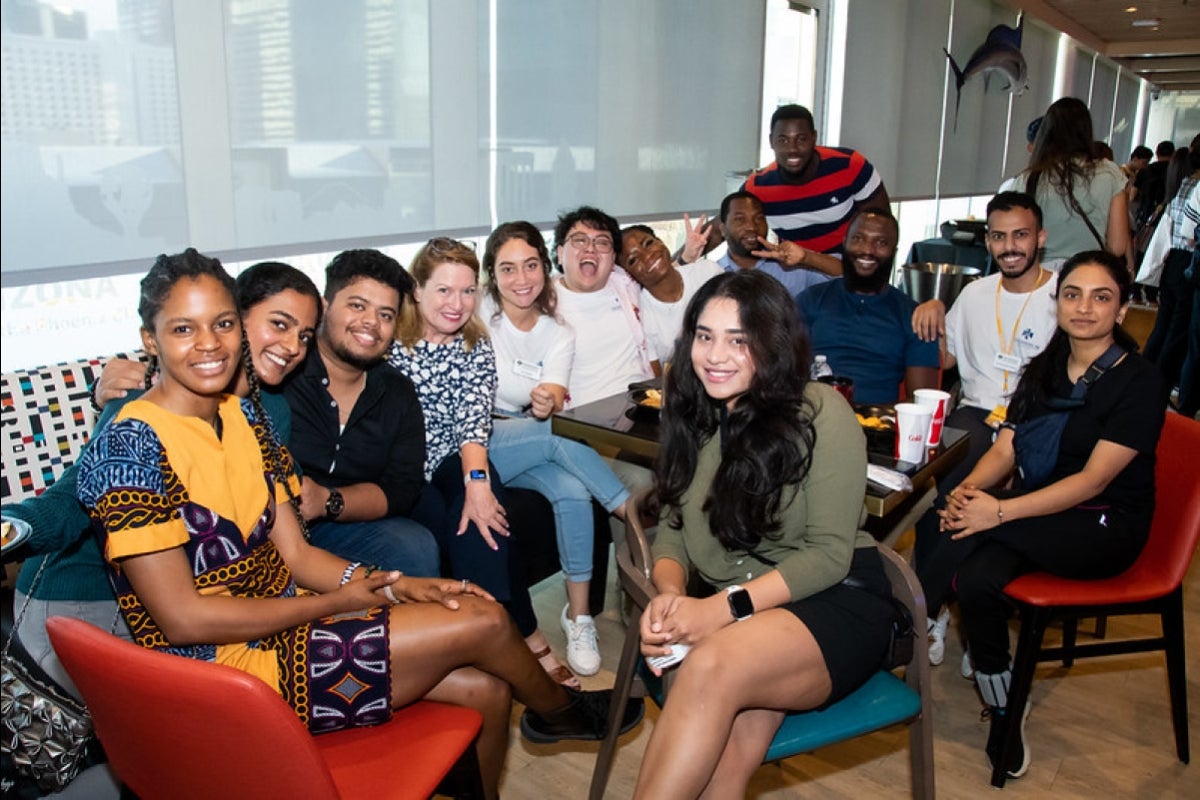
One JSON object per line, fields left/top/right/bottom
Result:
{"left": 1, "top": 354, "right": 141, "bottom": 504}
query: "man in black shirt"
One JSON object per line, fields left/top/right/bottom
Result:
{"left": 1132, "top": 140, "right": 1176, "bottom": 230}
{"left": 284, "top": 249, "right": 438, "bottom": 576}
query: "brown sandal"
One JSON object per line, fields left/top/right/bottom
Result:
{"left": 532, "top": 645, "right": 581, "bottom": 689}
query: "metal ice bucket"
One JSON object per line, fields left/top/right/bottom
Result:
{"left": 900, "top": 262, "right": 982, "bottom": 307}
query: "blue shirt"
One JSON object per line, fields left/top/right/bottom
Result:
{"left": 797, "top": 279, "right": 939, "bottom": 404}
{"left": 717, "top": 253, "right": 830, "bottom": 300}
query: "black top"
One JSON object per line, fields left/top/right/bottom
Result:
{"left": 1035, "top": 352, "right": 1166, "bottom": 516}
{"left": 1133, "top": 161, "right": 1169, "bottom": 226}
{"left": 283, "top": 351, "right": 427, "bottom": 517}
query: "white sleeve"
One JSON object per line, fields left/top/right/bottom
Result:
{"left": 541, "top": 321, "right": 575, "bottom": 388}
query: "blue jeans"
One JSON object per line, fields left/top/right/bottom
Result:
{"left": 307, "top": 516, "right": 440, "bottom": 577}
{"left": 489, "top": 417, "right": 629, "bottom": 582}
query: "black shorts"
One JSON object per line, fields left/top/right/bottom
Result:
{"left": 778, "top": 546, "right": 895, "bottom": 704}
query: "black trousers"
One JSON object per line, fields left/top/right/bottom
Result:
{"left": 921, "top": 506, "right": 1148, "bottom": 675}
{"left": 1143, "top": 248, "right": 1195, "bottom": 389}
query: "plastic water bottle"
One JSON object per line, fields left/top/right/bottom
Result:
{"left": 811, "top": 355, "right": 833, "bottom": 381}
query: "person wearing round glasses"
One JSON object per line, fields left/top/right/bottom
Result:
{"left": 551, "top": 206, "right": 657, "bottom": 408}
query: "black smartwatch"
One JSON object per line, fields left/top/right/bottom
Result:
{"left": 324, "top": 488, "right": 345, "bottom": 520}
{"left": 725, "top": 585, "right": 754, "bottom": 621}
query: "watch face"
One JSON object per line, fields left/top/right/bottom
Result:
{"left": 727, "top": 587, "right": 754, "bottom": 620}
{"left": 325, "top": 489, "right": 344, "bottom": 518}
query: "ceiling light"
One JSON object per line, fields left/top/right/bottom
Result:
{"left": 1125, "top": 5, "right": 1137, "bottom": 11}
{"left": 1131, "top": 18, "right": 1161, "bottom": 26}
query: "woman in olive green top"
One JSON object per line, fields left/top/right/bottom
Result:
{"left": 635, "top": 271, "right": 894, "bottom": 799}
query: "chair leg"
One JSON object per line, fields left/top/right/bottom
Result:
{"left": 437, "top": 738, "right": 488, "bottom": 799}
{"left": 992, "top": 603, "right": 1049, "bottom": 789}
{"left": 1162, "top": 588, "right": 1190, "bottom": 764}
{"left": 1092, "top": 614, "right": 1107, "bottom": 640}
{"left": 1061, "top": 616, "right": 1078, "bottom": 668}
{"left": 907, "top": 703, "right": 936, "bottom": 800}
{"left": 589, "top": 619, "right": 644, "bottom": 800}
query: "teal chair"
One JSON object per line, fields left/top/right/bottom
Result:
{"left": 589, "top": 491, "right": 934, "bottom": 799}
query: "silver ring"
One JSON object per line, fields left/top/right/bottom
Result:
{"left": 383, "top": 585, "right": 399, "bottom": 604}
{"left": 461, "top": 578, "right": 469, "bottom": 592}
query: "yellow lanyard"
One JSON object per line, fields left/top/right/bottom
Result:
{"left": 994, "top": 267, "right": 1045, "bottom": 393}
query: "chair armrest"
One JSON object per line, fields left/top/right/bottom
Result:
{"left": 877, "top": 543, "right": 932, "bottom": 692}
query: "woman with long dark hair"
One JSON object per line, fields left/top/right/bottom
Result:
{"left": 1001, "top": 98, "right": 1129, "bottom": 268}
{"left": 633, "top": 270, "right": 894, "bottom": 798}
{"left": 917, "top": 250, "right": 1167, "bottom": 780}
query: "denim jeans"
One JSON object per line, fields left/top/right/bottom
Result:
{"left": 489, "top": 417, "right": 629, "bottom": 581}
{"left": 307, "top": 516, "right": 440, "bottom": 577}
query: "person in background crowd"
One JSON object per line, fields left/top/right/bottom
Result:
{"left": 1001, "top": 98, "right": 1128, "bottom": 270}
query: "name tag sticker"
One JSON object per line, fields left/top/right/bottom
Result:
{"left": 993, "top": 352, "right": 1022, "bottom": 372}
{"left": 513, "top": 358, "right": 543, "bottom": 380}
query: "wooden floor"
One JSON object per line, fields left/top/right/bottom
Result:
{"left": 494, "top": 527, "right": 1197, "bottom": 799}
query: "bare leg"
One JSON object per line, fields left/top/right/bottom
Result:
{"left": 423, "top": 667, "right": 511, "bottom": 800}
{"left": 385, "top": 597, "right": 568, "bottom": 714}
{"left": 565, "top": 579, "right": 591, "bottom": 619}
{"left": 699, "top": 708, "right": 784, "bottom": 800}
{"left": 633, "top": 609, "right": 832, "bottom": 800}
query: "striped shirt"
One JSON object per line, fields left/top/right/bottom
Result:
{"left": 1167, "top": 176, "right": 1199, "bottom": 249}
{"left": 743, "top": 145, "right": 882, "bottom": 256}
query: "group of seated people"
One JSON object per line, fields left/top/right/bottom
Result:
{"left": 2, "top": 100, "right": 1179, "bottom": 800}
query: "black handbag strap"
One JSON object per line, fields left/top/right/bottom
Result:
{"left": 1027, "top": 170, "right": 1106, "bottom": 249}
{"left": 1071, "top": 343, "right": 1125, "bottom": 399}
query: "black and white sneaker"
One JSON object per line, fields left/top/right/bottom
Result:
{"left": 983, "top": 701, "right": 1031, "bottom": 778}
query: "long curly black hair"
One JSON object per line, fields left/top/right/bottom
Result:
{"left": 656, "top": 270, "right": 816, "bottom": 552}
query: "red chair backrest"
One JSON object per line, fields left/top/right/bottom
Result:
{"left": 46, "top": 616, "right": 341, "bottom": 800}
{"left": 1125, "top": 414, "right": 1200, "bottom": 592}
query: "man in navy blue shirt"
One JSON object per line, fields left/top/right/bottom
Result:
{"left": 797, "top": 209, "right": 940, "bottom": 404}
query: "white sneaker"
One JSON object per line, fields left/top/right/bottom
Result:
{"left": 961, "top": 649, "right": 975, "bottom": 679}
{"left": 927, "top": 607, "right": 951, "bottom": 666}
{"left": 560, "top": 604, "right": 601, "bottom": 676}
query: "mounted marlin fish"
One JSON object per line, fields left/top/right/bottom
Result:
{"left": 944, "top": 13, "right": 1028, "bottom": 130}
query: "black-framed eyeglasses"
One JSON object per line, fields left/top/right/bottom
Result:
{"left": 565, "top": 233, "right": 614, "bottom": 253}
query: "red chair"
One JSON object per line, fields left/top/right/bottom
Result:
{"left": 991, "top": 412, "right": 1200, "bottom": 788}
{"left": 46, "top": 617, "right": 485, "bottom": 800}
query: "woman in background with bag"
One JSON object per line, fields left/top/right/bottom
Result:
{"left": 1000, "top": 97, "right": 1129, "bottom": 270}
{"left": 632, "top": 271, "right": 894, "bottom": 799}
{"left": 916, "top": 250, "right": 1166, "bottom": 781}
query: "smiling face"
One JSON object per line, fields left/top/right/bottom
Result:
{"left": 1056, "top": 263, "right": 1126, "bottom": 344}
{"left": 242, "top": 288, "right": 319, "bottom": 387}
{"left": 141, "top": 274, "right": 241, "bottom": 401}
{"left": 690, "top": 296, "right": 756, "bottom": 409}
{"left": 985, "top": 207, "right": 1045, "bottom": 281}
{"left": 842, "top": 213, "right": 897, "bottom": 294}
{"left": 721, "top": 196, "right": 769, "bottom": 259}
{"left": 620, "top": 228, "right": 675, "bottom": 290}
{"left": 414, "top": 261, "right": 478, "bottom": 343}
{"left": 770, "top": 117, "right": 817, "bottom": 180}
{"left": 320, "top": 277, "right": 399, "bottom": 370}
{"left": 557, "top": 223, "right": 616, "bottom": 293}
{"left": 493, "top": 237, "right": 546, "bottom": 314}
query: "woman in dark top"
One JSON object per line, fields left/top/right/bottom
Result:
{"left": 917, "top": 250, "right": 1167, "bottom": 780}
{"left": 634, "top": 271, "right": 893, "bottom": 799}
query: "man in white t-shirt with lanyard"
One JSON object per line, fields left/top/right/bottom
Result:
{"left": 909, "top": 191, "right": 1058, "bottom": 667}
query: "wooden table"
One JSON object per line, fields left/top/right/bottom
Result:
{"left": 552, "top": 391, "right": 970, "bottom": 523}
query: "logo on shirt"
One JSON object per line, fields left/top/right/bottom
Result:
{"left": 1021, "top": 327, "right": 1035, "bottom": 340}
{"left": 829, "top": 195, "right": 840, "bottom": 204}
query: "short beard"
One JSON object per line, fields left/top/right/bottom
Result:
{"left": 842, "top": 254, "right": 894, "bottom": 294}
{"left": 326, "top": 335, "right": 385, "bottom": 371}
{"left": 995, "top": 250, "right": 1036, "bottom": 279}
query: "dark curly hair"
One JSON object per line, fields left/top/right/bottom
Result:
{"left": 656, "top": 270, "right": 816, "bottom": 552}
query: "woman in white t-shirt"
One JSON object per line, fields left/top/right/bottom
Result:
{"left": 1000, "top": 97, "right": 1129, "bottom": 270}
{"left": 482, "top": 221, "right": 631, "bottom": 679}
